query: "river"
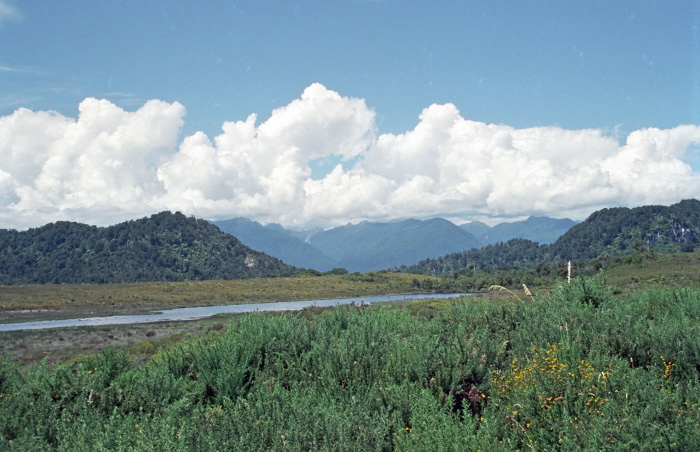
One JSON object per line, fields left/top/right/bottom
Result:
{"left": 0, "top": 293, "right": 468, "bottom": 331}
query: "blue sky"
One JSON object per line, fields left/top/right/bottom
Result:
{"left": 4, "top": 1, "right": 697, "bottom": 136}
{"left": 0, "top": 1, "right": 699, "bottom": 229}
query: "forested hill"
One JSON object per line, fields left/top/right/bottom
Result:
{"left": 404, "top": 199, "right": 700, "bottom": 276}
{"left": 0, "top": 212, "right": 299, "bottom": 284}
{"left": 548, "top": 198, "right": 699, "bottom": 259}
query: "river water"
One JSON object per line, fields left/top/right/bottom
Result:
{"left": 0, "top": 293, "right": 468, "bottom": 331}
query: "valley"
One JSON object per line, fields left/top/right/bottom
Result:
{"left": 0, "top": 200, "right": 698, "bottom": 449}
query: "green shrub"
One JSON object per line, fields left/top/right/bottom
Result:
{"left": 0, "top": 278, "right": 698, "bottom": 450}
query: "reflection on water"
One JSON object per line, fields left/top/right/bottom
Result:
{"left": 0, "top": 293, "right": 468, "bottom": 331}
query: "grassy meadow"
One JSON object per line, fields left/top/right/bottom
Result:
{"left": 0, "top": 253, "right": 698, "bottom": 450}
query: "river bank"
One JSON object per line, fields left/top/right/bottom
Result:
{"left": 0, "top": 293, "right": 474, "bottom": 367}
{"left": 0, "top": 272, "right": 456, "bottom": 321}
{"left": 0, "top": 293, "right": 469, "bottom": 331}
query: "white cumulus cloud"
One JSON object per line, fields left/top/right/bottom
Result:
{"left": 0, "top": 98, "right": 184, "bottom": 227}
{"left": 156, "top": 83, "right": 377, "bottom": 225}
{"left": 0, "top": 83, "right": 699, "bottom": 230}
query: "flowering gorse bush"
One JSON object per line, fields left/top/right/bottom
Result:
{"left": 488, "top": 341, "right": 614, "bottom": 448}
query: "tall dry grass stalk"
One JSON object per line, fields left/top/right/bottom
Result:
{"left": 489, "top": 284, "right": 535, "bottom": 302}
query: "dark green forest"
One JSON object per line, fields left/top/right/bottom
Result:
{"left": 405, "top": 199, "right": 699, "bottom": 278}
{"left": 0, "top": 212, "right": 298, "bottom": 284}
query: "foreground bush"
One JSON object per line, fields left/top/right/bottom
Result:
{"left": 0, "top": 277, "right": 698, "bottom": 450}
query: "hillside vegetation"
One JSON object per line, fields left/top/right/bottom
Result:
{"left": 407, "top": 199, "right": 699, "bottom": 277}
{"left": 0, "top": 278, "right": 698, "bottom": 450}
{"left": 0, "top": 199, "right": 696, "bottom": 285}
{"left": 0, "top": 212, "right": 298, "bottom": 284}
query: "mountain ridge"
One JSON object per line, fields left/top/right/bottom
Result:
{"left": 213, "top": 215, "right": 576, "bottom": 273}
{"left": 460, "top": 216, "right": 578, "bottom": 245}
{"left": 213, "top": 218, "right": 337, "bottom": 271}
{"left": 309, "top": 217, "right": 482, "bottom": 272}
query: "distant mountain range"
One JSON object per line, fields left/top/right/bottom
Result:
{"left": 0, "top": 212, "right": 297, "bottom": 284}
{"left": 460, "top": 216, "right": 578, "bottom": 245}
{"left": 305, "top": 218, "right": 481, "bottom": 272}
{"left": 213, "top": 218, "right": 337, "bottom": 271}
{"left": 213, "top": 215, "right": 576, "bottom": 273}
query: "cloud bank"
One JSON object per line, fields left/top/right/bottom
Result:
{"left": 1, "top": 83, "right": 699, "bottom": 230}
